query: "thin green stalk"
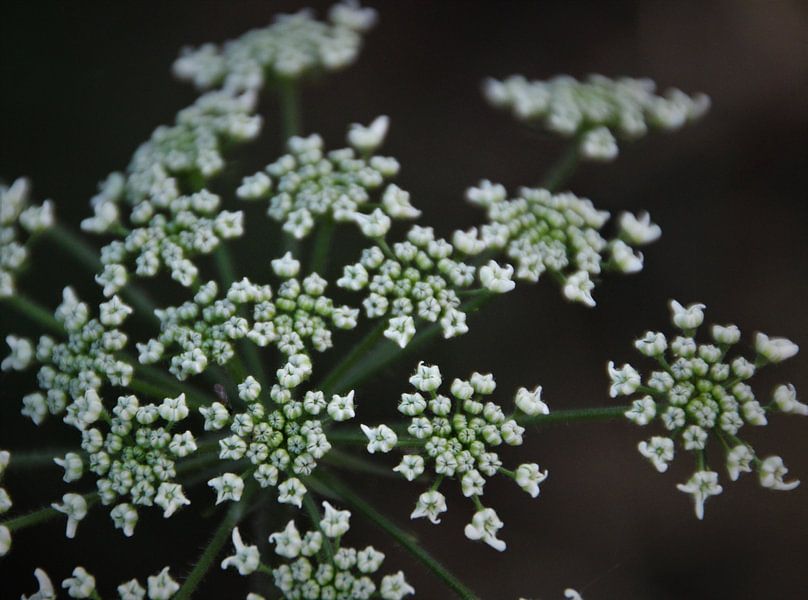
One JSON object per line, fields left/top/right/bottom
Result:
{"left": 277, "top": 78, "right": 301, "bottom": 140}
{"left": 322, "top": 449, "right": 403, "bottom": 479}
{"left": 318, "top": 472, "right": 479, "bottom": 600}
{"left": 5, "top": 448, "right": 72, "bottom": 471}
{"left": 318, "top": 320, "right": 388, "bottom": 395}
{"left": 541, "top": 138, "right": 580, "bottom": 192}
{"left": 1, "top": 294, "right": 62, "bottom": 334}
{"left": 1, "top": 492, "right": 99, "bottom": 533}
{"left": 309, "top": 219, "right": 335, "bottom": 277}
{"left": 518, "top": 405, "right": 630, "bottom": 426}
{"left": 174, "top": 485, "right": 256, "bottom": 600}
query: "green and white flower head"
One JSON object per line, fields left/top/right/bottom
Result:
{"left": 483, "top": 74, "right": 709, "bottom": 159}
{"left": 0, "top": 177, "right": 55, "bottom": 298}
{"left": 611, "top": 299, "right": 803, "bottom": 518}
{"left": 62, "top": 566, "right": 96, "bottom": 599}
{"left": 262, "top": 502, "right": 415, "bottom": 600}
{"left": 173, "top": 2, "right": 377, "bottom": 93}
{"left": 237, "top": 124, "right": 418, "bottom": 241}
{"left": 364, "top": 363, "right": 548, "bottom": 551}
{"left": 466, "top": 183, "right": 656, "bottom": 306}
{"left": 51, "top": 493, "right": 88, "bottom": 539}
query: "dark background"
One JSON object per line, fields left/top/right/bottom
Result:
{"left": 1, "top": 1, "right": 807, "bottom": 598}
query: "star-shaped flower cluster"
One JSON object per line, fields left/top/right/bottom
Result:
{"left": 203, "top": 375, "right": 356, "bottom": 508}
{"left": 10, "top": 288, "right": 134, "bottom": 428}
{"left": 172, "top": 2, "right": 377, "bottom": 92}
{"left": 609, "top": 299, "right": 804, "bottom": 519}
{"left": 466, "top": 182, "right": 659, "bottom": 306}
{"left": 237, "top": 125, "right": 420, "bottom": 240}
{"left": 361, "top": 363, "right": 549, "bottom": 552}
{"left": 142, "top": 257, "right": 357, "bottom": 381}
{"left": 233, "top": 501, "right": 414, "bottom": 600}
{"left": 0, "top": 177, "right": 55, "bottom": 298}
{"left": 483, "top": 74, "right": 710, "bottom": 161}
{"left": 337, "top": 227, "right": 504, "bottom": 348}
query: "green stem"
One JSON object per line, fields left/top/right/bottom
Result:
{"left": 277, "top": 78, "right": 301, "bottom": 141}
{"left": 318, "top": 320, "right": 389, "bottom": 395}
{"left": 1, "top": 492, "right": 99, "bottom": 532}
{"left": 518, "top": 405, "right": 630, "bottom": 426}
{"left": 5, "top": 448, "right": 72, "bottom": 471}
{"left": 318, "top": 472, "right": 479, "bottom": 600}
{"left": 1, "top": 294, "right": 62, "bottom": 334}
{"left": 541, "top": 138, "right": 580, "bottom": 192}
{"left": 309, "top": 219, "right": 335, "bottom": 277}
{"left": 174, "top": 485, "right": 256, "bottom": 600}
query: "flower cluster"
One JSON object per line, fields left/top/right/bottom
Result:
{"left": 82, "top": 91, "right": 259, "bottom": 293}
{"left": 204, "top": 375, "right": 356, "bottom": 507}
{"left": 11, "top": 288, "right": 134, "bottom": 427}
{"left": 237, "top": 124, "right": 420, "bottom": 240}
{"left": 172, "top": 2, "right": 377, "bottom": 92}
{"left": 0, "top": 177, "right": 55, "bottom": 297}
{"left": 361, "top": 363, "right": 549, "bottom": 551}
{"left": 20, "top": 565, "right": 182, "bottom": 600}
{"left": 609, "top": 300, "right": 803, "bottom": 519}
{"left": 231, "top": 501, "right": 414, "bottom": 599}
{"left": 467, "top": 182, "right": 659, "bottom": 306}
{"left": 483, "top": 74, "right": 710, "bottom": 161}
{"left": 142, "top": 258, "right": 357, "bottom": 381}
{"left": 337, "top": 227, "right": 499, "bottom": 348}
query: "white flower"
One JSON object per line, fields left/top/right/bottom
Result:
{"left": 677, "top": 470, "right": 723, "bottom": 520}
{"left": 54, "top": 452, "right": 83, "bottom": 483}
{"left": 464, "top": 507, "right": 506, "bottom": 551}
{"left": 277, "top": 477, "right": 307, "bottom": 508}
{"left": 199, "top": 402, "right": 229, "bottom": 430}
{"left": 754, "top": 333, "right": 799, "bottom": 363}
{"left": 564, "top": 590, "right": 584, "bottom": 600}
{"left": 0, "top": 524, "right": 10, "bottom": 556}
{"left": 625, "top": 396, "right": 656, "bottom": 426}
{"left": 147, "top": 567, "right": 180, "bottom": 600}
{"left": 382, "top": 184, "right": 420, "bottom": 219}
{"left": 711, "top": 324, "right": 741, "bottom": 345}
{"left": 384, "top": 315, "right": 416, "bottom": 348}
{"left": 618, "top": 211, "right": 662, "bottom": 245}
{"left": 154, "top": 482, "right": 191, "bottom": 518}
{"left": 773, "top": 384, "right": 807, "bottom": 416}
{"left": 634, "top": 331, "right": 667, "bottom": 357}
{"left": 514, "top": 385, "right": 548, "bottom": 416}
{"left": 393, "top": 455, "right": 425, "bottom": 481}
{"left": 271, "top": 251, "right": 301, "bottom": 278}
{"left": 117, "top": 578, "right": 146, "bottom": 600}
{"left": 221, "top": 527, "right": 260, "bottom": 575}
{"left": 409, "top": 362, "right": 442, "bottom": 392}
{"left": 2, "top": 334, "right": 33, "bottom": 371}
{"left": 479, "top": 260, "right": 516, "bottom": 293}
{"left": 758, "top": 456, "right": 800, "bottom": 491}
{"left": 269, "top": 520, "right": 303, "bottom": 558}
{"left": 682, "top": 424, "right": 708, "bottom": 450}
{"left": 361, "top": 423, "right": 398, "bottom": 454}
{"left": 110, "top": 503, "right": 139, "bottom": 537}
{"left": 726, "top": 444, "right": 754, "bottom": 481}
{"left": 380, "top": 571, "right": 415, "bottom": 600}
{"left": 580, "top": 126, "right": 618, "bottom": 161}
{"left": 51, "top": 493, "right": 88, "bottom": 538}
{"left": 410, "top": 490, "right": 447, "bottom": 524}
{"left": 159, "top": 393, "right": 189, "bottom": 422}
{"left": 461, "top": 469, "right": 486, "bottom": 497}
{"left": 669, "top": 300, "right": 705, "bottom": 330}
{"left": 327, "top": 390, "right": 356, "bottom": 421}
{"left": 169, "top": 431, "right": 198, "bottom": 458}
{"left": 563, "top": 271, "right": 595, "bottom": 307}
{"left": 22, "top": 568, "right": 55, "bottom": 600}
{"left": 607, "top": 361, "right": 641, "bottom": 397}
{"left": 355, "top": 208, "right": 392, "bottom": 238}
{"left": 208, "top": 473, "right": 245, "bottom": 504}
{"left": 62, "top": 566, "right": 96, "bottom": 599}
{"left": 320, "top": 501, "right": 351, "bottom": 538}
{"left": 515, "top": 463, "right": 549, "bottom": 497}
{"left": 347, "top": 115, "right": 390, "bottom": 153}
{"left": 637, "top": 437, "right": 674, "bottom": 473}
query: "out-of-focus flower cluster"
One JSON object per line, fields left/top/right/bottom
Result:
{"left": 361, "top": 363, "right": 549, "bottom": 552}
{"left": 0, "top": 177, "right": 55, "bottom": 298}
{"left": 484, "top": 74, "right": 710, "bottom": 161}
{"left": 609, "top": 300, "right": 803, "bottom": 519}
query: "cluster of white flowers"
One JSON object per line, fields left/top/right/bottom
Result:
{"left": 143, "top": 263, "right": 357, "bottom": 381}
{"left": 203, "top": 375, "right": 356, "bottom": 507}
{"left": 0, "top": 177, "right": 55, "bottom": 298}
{"left": 337, "top": 226, "right": 493, "bottom": 348}
{"left": 246, "top": 502, "right": 414, "bottom": 600}
{"left": 173, "top": 2, "right": 377, "bottom": 92}
{"left": 20, "top": 565, "right": 181, "bottom": 600}
{"left": 610, "top": 300, "right": 803, "bottom": 519}
{"left": 483, "top": 74, "right": 710, "bottom": 161}
{"left": 362, "top": 363, "right": 549, "bottom": 552}
{"left": 6, "top": 288, "right": 134, "bottom": 428}
{"left": 467, "top": 182, "right": 659, "bottom": 306}
{"left": 237, "top": 126, "right": 420, "bottom": 240}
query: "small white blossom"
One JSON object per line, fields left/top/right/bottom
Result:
{"left": 410, "top": 490, "right": 447, "bottom": 524}
{"left": 159, "top": 393, "right": 189, "bottom": 422}
{"left": 515, "top": 463, "right": 549, "bottom": 497}
{"left": 773, "top": 384, "right": 807, "bottom": 416}
{"left": 677, "top": 470, "right": 723, "bottom": 520}
{"left": 277, "top": 477, "right": 307, "bottom": 508}
{"left": 117, "top": 578, "right": 146, "bottom": 600}
{"left": 154, "top": 482, "right": 191, "bottom": 518}
{"left": 670, "top": 300, "right": 705, "bottom": 330}
{"left": 634, "top": 331, "right": 667, "bottom": 357}
{"left": 271, "top": 251, "right": 301, "bottom": 278}
{"left": 755, "top": 333, "right": 799, "bottom": 363}
{"left": 514, "top": 385, "right": 548, "bottom": 416}
{"left": 147, "top": 567, "right": 180, "bottom": 600}
{"left": 327, "top": 390, "right": 356, "bottom": 421}
{"left": 409, "top": 362, "right": 442, "bottom": 392}
{"left": 479, "top": 260, "right": 516, "bottom": 293}
{"left": 711, "top": 324, "right": 741, "bottom": 345}
{"left": 380, "top": 571, "right": 415, "bottom": 600}
{"left": 51, "top": 493, "right": 88, "bottom": 538}
{"left": 580, "top": 126, "right": 618, "bottom": 161}
{"left": 347, "top": 115, "right": 390, "bottom": 153}
{"left": 269, "top": 520, "right": 303, "bottom": 558}
{"left": 321, "top": 501, "right": 351, "bottom": 538}
{"left": 110, "top": 503, "right": 139, "bottom": 537}
{"left": 62, "top": 567, "right": 96, "bottom": 599}
{"left": 221, "top": 527, "right": 260, "bottom": 575}
{"left": 618, "top": 211, "right": 662, "bottom": 245}
{"left": 22, "top": 568, "right": 55, "bottom": 600}
{"left": 361, "top": 423, "right": 398, "bottom": 453}
{"left": 393, "top": 455, "right": 425, "bottom": 481}
{"left": 625, "top": 396, "right": 656, "bottom": 426}
{"left": 607, "top": 361, "right": 641, "bottom": 397}
{"left": 726, "top": 444, "right": 754, "bottom": 481}
{"left": 464, "top": 507, "right": 506, "bottom": 552}
{"left": 758, "top": 456, "right": 800, "bottom": 491}
{"left": 2, "top": 334, "right": 33, "bottom": 371}
{"left": 638, "top": 437, "right": 675, "bottom": 473}
{"left": 208, "top": 473, "right": 245, "bottom": 504}
{"left": 54, "top": 452, "right": 84, "bottom": 483}
{"left": 563, "top": 271, "right": 595, "bottom": 307}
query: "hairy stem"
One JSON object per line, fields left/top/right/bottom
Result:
{"left": 1, "top": 492, "right": 99, "bottom": 533}
{"left": 317, "top": 472, "right": 479, "bottom": 600}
